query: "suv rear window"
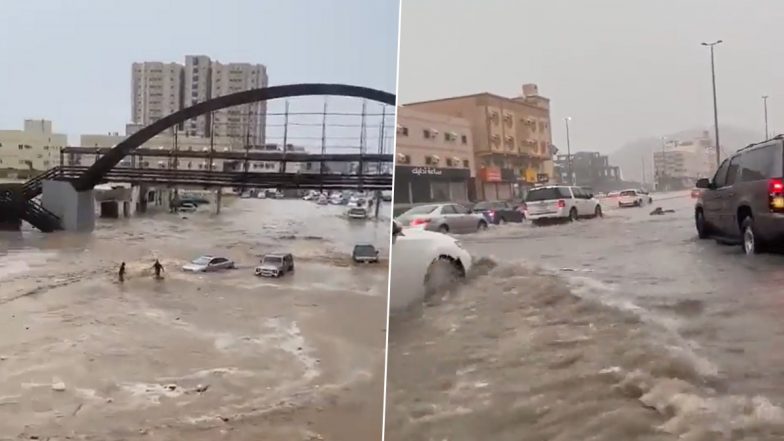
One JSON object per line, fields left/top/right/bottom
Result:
{"left": 740, "top": 143, "right": 784, "bottom": 182}
{"left": 620, "top": 190, "right": 636, "bottom": 196}
{"left": 526, "top": 187, "right": 570, "bottom": 201}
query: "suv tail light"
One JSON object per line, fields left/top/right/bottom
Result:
{"left": 556, "top": 199, "right": 566, "bottom": 209}
{"left": 517, "top": 203, "right": 527, "bottom": 212}
{"left": 410, "top": 218, "right": 430, "bottom": 227}
{"left": 488, "top": 210, "right": 496, "bottom": 218}
{"left": 769, "top": 178, "right": 784, "bottom": 211}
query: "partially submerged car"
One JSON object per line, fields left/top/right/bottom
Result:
{"left": 352, "top": 244, "right": 379, "bottom": 263}
{"left": 182, "top": 255, "right": 236, "bottom": 272}
{"left": 254, "top": 253, "right": 295, "bottom": 277}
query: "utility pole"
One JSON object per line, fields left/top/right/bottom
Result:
{"left": 564, "top": 117, "right": 573, "bottom": 185}
{"left": 702, "top": 40, "right": 723, "bottom": 166}
{"left": 763, "top": 95, "right": 770, "bottom": 139}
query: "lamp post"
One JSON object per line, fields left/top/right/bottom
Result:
{"left": 564, "top": 117, "right": 573, "bottom": 185}
{"left": 763, "top": 95, "right": 770, "bottom": 139}
{"left": 701, "top": 40, "right": 723, "bottom": 166}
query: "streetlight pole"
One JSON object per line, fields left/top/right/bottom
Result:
{"left": 564, "top": 117, "right": 573, "bottom": 185}
{"left": 763, "top": 95, "right": 769, "bottom": 139}
{"left": 702, "top": 40, "right": 723, "bottom": 167}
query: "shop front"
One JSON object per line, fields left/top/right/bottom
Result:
{"left": 478, "top": 166, "right": 517, "bottom": 201}
{"left": 394, "top": 165, "right": 471, "bottom": 205}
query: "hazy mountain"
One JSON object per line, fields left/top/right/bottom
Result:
{"left": 609, "top": 126, "right": 762, "bottom": 183}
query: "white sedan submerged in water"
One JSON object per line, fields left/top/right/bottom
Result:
{"left": 388, "top": 221, "right": 472, "bottom": 312}
{"left": 182, "top": 255, "right": 236, "bottom": 272}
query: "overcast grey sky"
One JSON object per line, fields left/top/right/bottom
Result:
{"left": 399, "top": 0, "right": 784, "bottom": 153}
{"left": 0, "top": 0, "right": 399, "bottom": 145}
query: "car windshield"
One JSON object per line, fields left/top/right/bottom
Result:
{"left": 402, "top": 205, "right": 437, "bottom": 216}
{"left": 355, "top": 245, "right": 376, "bottom": 256}
{"left": 263, "top": 256, "right": 282, "bottom": 264}
{"left": 526, "top": 188, "right": 569, "bottom": 201}
{"left": 192, "top": 256, "right": 211, "bottom": 265}
{"left": 620, "top": 190, "right": 636, "bottom": 196}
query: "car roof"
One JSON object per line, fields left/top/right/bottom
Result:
{"left": 264, "top": 253, "right": 291, "bottom": 257}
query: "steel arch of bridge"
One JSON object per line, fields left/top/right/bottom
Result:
{"left": 73, "top": 83, "right": 396, "bottom": 192}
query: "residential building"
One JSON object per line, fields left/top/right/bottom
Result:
{"left": 210, "top": 60, "right": 268, "bottom": 145}
{"left": 131, "top": 62, "right": 183, "bottom": 131}
{"left": 394, "top": 106, "right": 474, "bottom": 204}
{"left": 0, "top": 119, "right": 67, "bottom": 172}
{"left": 654, "top": 132, "right": 714, "bottom": 191}
{"left": 132, "top": 55, "right": 268, "bottom": 146}
{"left": 406, "top": 83, "right": 554, "bottom": 201}
{"left": 553, "top": 151, "right": 621, "bottom": 191}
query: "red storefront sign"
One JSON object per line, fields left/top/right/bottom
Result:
{"left": 480, "top": 166, "right": 502, "bottom": 182}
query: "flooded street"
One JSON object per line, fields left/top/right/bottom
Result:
{"left": 0, "top": 197, "right": 390, "bottom": 440}
{"left": 387, "top": 193, "right": 784, "bottom": 441}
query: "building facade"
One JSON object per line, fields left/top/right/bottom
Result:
{"left": 553, "top": 151, "right": 621, "bottom": 191}
{"left": 394, "top": 106, "right": 474, "bottom": 204}
{"left": 0, "top": 120, "right": 67, "bottom": 173}
{"left": 405, "top": 84, "right": 554, "bottom": 201}
{"left": 132, "top": 56, "right": 268, "bottom": 146}
{"left": 654, "top": 132, "right": 713, "bottom": 191}
{"left": 131, "top": 62, "right": 183, "bottom": 131}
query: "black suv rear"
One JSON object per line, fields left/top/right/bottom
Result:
{"left": 695, "top": 137, "right": 784, "bottom": 254}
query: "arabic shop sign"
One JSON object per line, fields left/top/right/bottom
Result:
{"left": 411, "top": 167, "right": 443, "bottom": 176}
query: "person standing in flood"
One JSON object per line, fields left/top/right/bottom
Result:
{"left": 152, "top": 259, "right": 164, "bottom": 279}
{"left": 118, "top": 262, "right": 126, "bottom": 283}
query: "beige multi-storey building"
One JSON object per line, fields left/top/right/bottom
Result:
{"left": 406, "top": 83, "right": 554, "bottom": 201}
{"left": 394, "top": 106, "right": 474, "bottom": 204}
{"left": 132, "top": 56, "right": 268, "bottom": 146}
{"left": 210, "top": 60, "right": 268, "bottom": 145}
{"left": 654, "top": 132, "right": 714, "bottom": 190}
{"left": 131, "top": 62, "right": 183, "bottom": 130}
{"left": 0, "top": 119, "right": 67, "bottom": 173}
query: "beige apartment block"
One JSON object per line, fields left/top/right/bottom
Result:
{"left": 131, "top": 62, "right": 183, "bottom": 131}
{"left": 0, "top": 119, "right": 67, "bottom": 172}
{"left": 210, "top": 60, "right": 268, "bottom": 147}
{"left": 394, "top": 106, "right": 474, "bottom": 203}
{"left": 406, "top": 84, "right": 554, "bottom": 201}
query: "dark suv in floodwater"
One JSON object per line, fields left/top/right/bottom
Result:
{"left": 695, "top": 137, "right": 784, "bottom": 254}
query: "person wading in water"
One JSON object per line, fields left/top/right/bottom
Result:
{"left": 118, "top": 262, "right": 126, "bottom": 283}
{"left": 152, "top": 259, "right": 164, "bottom": 279}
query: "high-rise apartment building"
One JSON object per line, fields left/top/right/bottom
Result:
{"left": 132, "top": 56, "right": 268, "bottom": 146}
{"left": 131, "top": 62, "right": 183, "bottom": 130}
{"left": 210, "top": 60, "right": 268, "bottom": 145}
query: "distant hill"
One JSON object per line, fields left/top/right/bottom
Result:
{"left": 609, "top": 126, "right": 761, "bottom": 183}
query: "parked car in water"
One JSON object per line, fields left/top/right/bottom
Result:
{"left": 396, "top": 203, "right": 488, "bottom": 234}
{"left": 388, "top": 220, "right": 473, "bottom": 312}
{"left": 695, "top": 137, "right": 784, "bottom": 254}
{"left": 524, "top": 186, "right": 602, "bottom": 225}
{"left": 182, "top": 255, "right": 236, "bottom": 272}
{"left": 254, "top": 253, "right": 295, "bottom": 277}
{"left": 352, "top": 244, "right": 379, "bottom": 263}
{"left": 472, "top": 200, "right": 525, "bottom": 224}
{"left": 180, "top": 195, "right": 210, "bottom": 205}
{"left": 178, "top": 201, "right": 198, "bottom": 213}
{"left": 618, "top": 189, "right": 652, "bottom": 207}
{"left": 347, "top": 206, "right": 369, "bottom": 219}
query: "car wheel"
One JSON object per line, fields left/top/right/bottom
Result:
{"left": 477, "top": 221, "right": 488, "bottom": 231}
{"left": 695, "top": 209, "right": 710, "bottom": 239}
{"left": 438, "top": 224, "right": 449, "bottom": 234}
{"left": 423, "top": 257, "right": 463, "bottom": 305}
{"left": 594, "top": 205, "right": 603, "bottom": 218}
{"left": 741, "top": 217, "right": 765, "bottom": 255}
{"left": 618, "top": 202, "right": 623, "bottom": 208}
{"left": 569, "top": 208, "right": 578, "bottom": 222}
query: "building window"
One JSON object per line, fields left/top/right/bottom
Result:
{"left": 18, "top": 144, "right": 23, "bottom": 150}
{"left": 461, "top": 135, "right": 467, "bottom": 144}
{"left": 397, "top": 126, "right": 409, "bottom": 136}
{"left": 423, "top": 129, "right": 432, "bottom": 139}
{"left": 463, "top": 159, "right": 470, "bottom": 168}
{"left": 444, "top": 132, "right": 457, "bottom": 142}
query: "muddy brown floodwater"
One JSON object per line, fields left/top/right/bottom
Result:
{"left": 0, "top": 197, "right": 390, "bottom": 440}
{"left": 387, "top": 194, "right": 784, "bottom": 441}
